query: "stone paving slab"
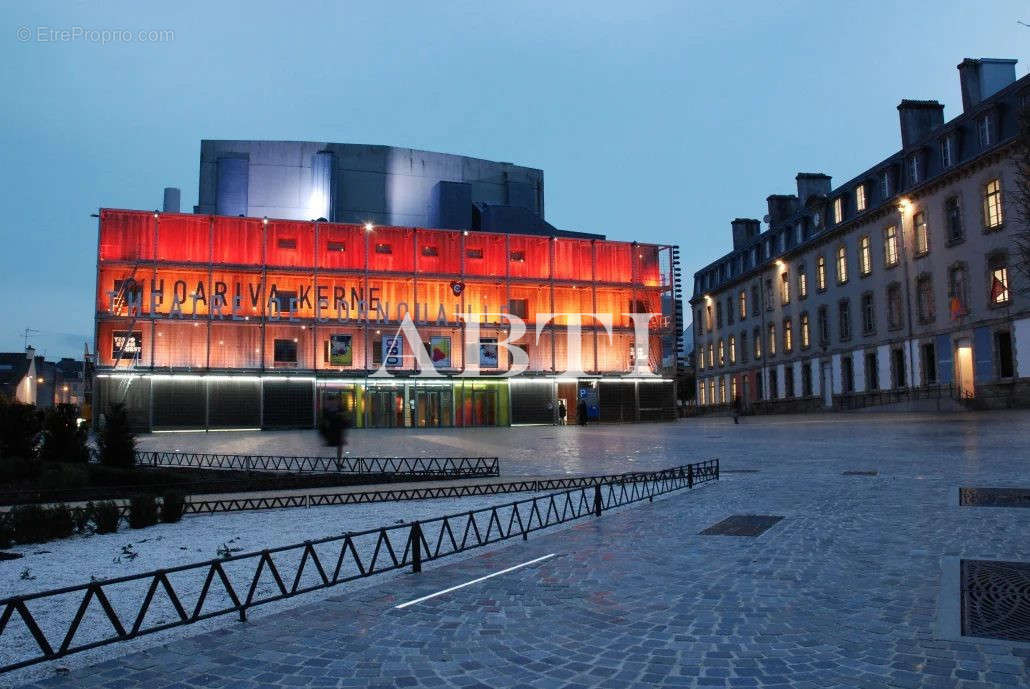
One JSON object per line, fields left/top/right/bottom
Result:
{"left": 9, "top": 411, "right": 1030, "bottom": 688}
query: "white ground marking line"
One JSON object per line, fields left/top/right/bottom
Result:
{"left": 393, "top": 553, "right": 557, "bottom": 609}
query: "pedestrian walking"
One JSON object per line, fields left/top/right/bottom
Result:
{"left": 558, "top": 399, "right": 567, "bottom": 425}
{"left": 577, "top": 398, "right": 588, "bottom": 425}
{"left": 732, "top": 395, "right": 742, "bottom": 424}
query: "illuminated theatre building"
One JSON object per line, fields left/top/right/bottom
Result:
{"left": 94, "top": 210, "right": 680, "bottom": 430}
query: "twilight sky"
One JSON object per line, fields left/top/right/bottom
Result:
{"left": 1, "top": 1, "right": 1027, "bottom": 359}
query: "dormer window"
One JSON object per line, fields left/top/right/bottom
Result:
{"left": 833, "top": 197, "right": 844, "bottom": 224}
{"left": 908, "top": 152, "right": 922, "bottom": 185}
{"left": 940, "top": 134, "right": 955, "bottom": 168}
{"left": 880, "top": 168, "right": 893, "bottom": 199}
{"left": 855, "top": 184, "right": 867, "bottom": 212}
{"left": 977, "top": 113, "right": 994, "bottom": 148}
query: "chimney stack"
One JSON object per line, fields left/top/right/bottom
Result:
{"left": 730, "top": 218, "right": 761, "bottom": 250}
{"left": 163, "top": 187, "right": 181, "bottom": 213}
{"left": 795, "top": 173, "right": 831, "bottom": 207}
{"left": 897, "top": 100, "right": 945, "bottom": 148}
{"left": 766, "top": 195, "right": 799, "bottom": 226}
{"left": 958, "top": 58, "right": 1017, "bottom": 112}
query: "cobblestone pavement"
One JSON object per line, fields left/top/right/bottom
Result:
{"left": 15, "top": 411, "right": 1030, "bottom": 688}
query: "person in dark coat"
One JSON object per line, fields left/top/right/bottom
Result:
{"left": 558, "top": 399, "right": 567, "bottom": 425}
{"left": 732, "top": 395, "right": 742, "bottom": 424}
{"left": 577, "top": 398, "right": 588, "bottom": 425}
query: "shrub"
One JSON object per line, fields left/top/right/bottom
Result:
{"left": 38, "top": 462, "right": 90, "bottom": 491}
{"left": 39, "top": 404, "right": 89, "bottom": 464}
{"left": 9, "top": 504, "right": 74, "bottom": 544}
{"left": 127, "top": 494, "right": 158, "bottom": 529}
{"left": 92, "top": 501, "right": 120, "bottom": 534}
{"left": 0, "top": 456, "right": 39, "bottom": 483}
{"left": 97, "top": 403, "right": 136, "bottom": 469}
{"left": 71, "top": 506, "right": 92, "bottom": 534}
{"left": 160, "top": 492, "right": 185, "bottom": 523}
{"left": 0, "top": 398, "right": 41, "bottom": 461}
{"left": 0, "top": 518, "right": 12, "bottom": 548}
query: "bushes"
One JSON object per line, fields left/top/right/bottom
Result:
{"left": 97, "top": 403, "right": 136, "bottom": 468}
{"left": 8, "top": 504, "right": 74, "bottom": 544}
{"left": 0, "top": 456, "right": 39, "bottom": 484}
{"left": 92, "top": 501, "right": 121, "bottom": 534}
{"left": 160, "top": 492, "right": 185, "bottom": 523}
{"left": 0, "top": 398, "right": 41, "bottom": 461}
{"left": 37, "top": 462, "right": 90, "bottom": 491}
{"left": 39, "top": 404, "right": 89, "bottom": 464}
{"left": 128, "top": 494, "right": 158, "bottom": 529}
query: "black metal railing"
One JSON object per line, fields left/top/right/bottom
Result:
{"left": 835, "top": 383, "right": 956, "bottom": 411}
{"left": 132, "top": 452, "right": 500, "bottom": 477}
{"left": 0, "top": 460, "right": 717, "bottom": 673}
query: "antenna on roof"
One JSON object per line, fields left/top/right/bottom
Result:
{"left": 22, "top": 328, "right": 39, "bottom": 349}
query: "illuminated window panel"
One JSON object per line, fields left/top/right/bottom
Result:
{"left": 265, "top": 272, "right": 318, "bottom": 320}
{"left": 552, "top": 330, "right": 597, "bottom": 374}
{"left": 507, "top": 235, "right": 551, "bottom": 279}
{"left": 364, "top": 277, "right": 415, "bottom": 323}
{"left": 209, "top": 323, "right": 262, "bottom": 369}
{"left": 157, "top": 214, "right": 210, "bottom": 264}
{"left": 463, "top": 233, "right": 507, "bottom": 277}
{"left": 99, "top": 210, "right": 154, "bottom": 262}
{"left": 318, "top": 224, "right": 366, "bottom": 270}
{"left": 552, "top": 286, "right": 594, "bottom": 326}
{"left": 416, "top": 280, "right": 463, "bottom": 325}
{"left": 313, "top": 325, "right": 366, "bottom": 371}
{"left": 463, "top": 281, "right": 506, "bottom": 325}
{"left": 597, "top": 332, "right": 633, "bottom": 373}
{"left": 367, "top": 227, "right": 415, "bottom": 272}
{"left": 154, "top": 321, "right": 208, "bottom": 369}
{"left": 508, "top": 283, "right": 551, "bottom": 324}
{"left": 416, "top": 229, "right": 461, "bottom": 274}
{"left": 97, "top": 321, "right": 153, "bottom": 368}
{"left": 265, "top": 220, "right": 315, "bottom": 268}
{"left": 213, "top": 216, "right": 263, "bottom": 265}
{"left": 595, "top": 242, "right": 632, "bottom": 283}
{"left": 552, "top": 239, "right": 593, "bottom": 281}
{"left": 508, "top": 330, "right": 554, "bottom": 372}
{"left": 149, "top": 268, "right": 214, "bottom": 318}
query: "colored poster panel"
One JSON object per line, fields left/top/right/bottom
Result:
{"left": 112, "top": 331, "right": 143, "bottom": 359}
{"left": 480, "top": 337, "right": 498, "bottom": 369}
{"left": 329, "top": 334, "right": 353, "bottom": 366}
{"left": 429, "top": 336, "right": 451, "bottom": 368}
{"left": 383, "top": 335, "right": 403, "bottom": 368}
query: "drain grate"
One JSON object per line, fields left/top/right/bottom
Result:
{"left": 843, "top": 471, "right": 878, "bottom": 476}
{"left": 961, "top": 559, "right": 1030, "bottom": 642}
{"left": 700, "top": 515, "right": 783, "bottom": 537}
{"left": 960, "top": 487, "right": 1030, "bottom": 508}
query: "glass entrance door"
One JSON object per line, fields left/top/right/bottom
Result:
{"left": 368, "top": 389, "right": 405, "bottom": 427}
{"left": 469, "top": 389, "right": 497, "bottom": 426}
{"left": 415, "top": 388, "right": 453, "bottom": 427}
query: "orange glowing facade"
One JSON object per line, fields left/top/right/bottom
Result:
{"left": 95, "top": 210, "right": 679, "bottom": 429}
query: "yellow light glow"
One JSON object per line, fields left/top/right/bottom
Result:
{"left": 898, "top": 198, "right": 912, "bottom": 213}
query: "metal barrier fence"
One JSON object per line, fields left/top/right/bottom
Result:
{"left": 132, "top": 452, "right": 500, "bottom": 476}
{"left": 0, "top": 460, "right": 717, "bottom": 673}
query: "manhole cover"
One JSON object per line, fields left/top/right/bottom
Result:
{"left": 960, "top": 488, "right": 1030, "bottom": 508}
{"left": 700, "top": 515, "right": 783, "bottom": 537}
{"left": 843, "top": 471, "right": 878, "bottom": 476}
{"left": 961, "top": 559, "right": 1030, "bottom": 642}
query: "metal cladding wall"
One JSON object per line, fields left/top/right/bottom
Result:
{"left": 209, "top": 379, "right": 261, "bottom": 428}
{"left": 152, "top": 378, "right": 206, "bottom": 429}
{"left": 638, "top": 381, "right": 676, "bottom": 421}
{"left": 262, "top": 380, "right": 313, "bottom": 428}
{"left": 94, "top": 376, "right": 151, "bottom": 433}
{"left": 598, "top": 381, "right": 636, "bottom": 422}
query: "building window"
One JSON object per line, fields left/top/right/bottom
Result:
{"left": 800, "top": 312, "right": 810, "bottom": 349}
{"left": 982, "top": 179, "right": 1003, "bottom": 230}
{"left": 707, "top": 343, "right": 714, "bottom": 369}
{"left": 856, "top": 184, "right": 867, "bottom": 212}
{"left": 705, "top": 305, "right": 713, "bottom": 331}
{"left": 718, "top": 339, "right": 725, "bottom": 366}
{"left": 916, "top": 274, "right": 935, "bottom": 323}
{"left": 698, "top": 382, "right": 706, "bottom": 405}
{"left": 880, "top": 168, "right": 893, "bottom": 199}
{"left": 784, "top": 318, "right": 793, "bottom": 353}
{"left": 508, "top": 298, "right": 529, "bottom": 320}
{"left": 738, "top": 290, "right": 747, "bottom": 320}
{"left": 273, "top": 339, "right": 298, "bottom": 363}
{"left": 883, "top": 225, "right": 899, "bottom": 267}
{"left": 833, "top": 197, "right": 844, "bottom": 224}
{"left": 840, "top": 356, "right": 853, "bottom": 393}
{"left": 768, "top": 323, "right": 777, "bottom": 356}
{"left": 798, "top": 265, "right": 808, "bottom": 299}
{"left": 817, "top": 306, "right": 829, "bottom": 346}
{"left": 751, "top": 285, "right": 759, "bottom": 318}
{"left": 768, "top": 368, "right": 778, "bottom": 400}
{"left": 997, "top": 331, "right": 1015, "bottom": 378}
{"left": 940, "top": 135, "right": 954, "bottom": 168}
{"left": 509, "top": 250, "right": 526, "bottom": 262}
{"left": 921, "top": 342, "right": 937, "bottom": 385}
{"left": 988, "top": 253, "right": 1010, "bottom": 306}
{"left": 914, "top": 211, "right": 929, "bottom": 255}
{"left": 784, "top": 365, "right": 795, "bottom": 398}
{"left": 708, "top": 380, "right": 715, "bottom": 404}
{"left": 466, "top": 248, "right": 484, "bottom": 259}
{"left": 374, "top": 243, "right": 393, "bottom": 254}
{"left": 817, "top": 256, "right": 827, "bottom": 291}
{"left": 781, "top": 271, "right": 790, "bottom": 305}
{"left": 945, "top": 196, "right": 963, "bottom": 244}
{"left": 839, "top": 299, "right": 852, "bottom": 341}
{"left": 836, "top": 246, "right": 848, "bottom": 284}
{"left": 719, "top": 377, "right": 726, "bottom": 404}
{"left": 887, "top": 283, "right": 903, "bottom": 331}
{"left": 277, "top": 238, "right": 297, "bottom": 250}
{"left": 865, "top": 351, "right": 879, "bottom": 391}
{"left": 715, "top": 301, "right": 722, "bottom": 328}
{"left": 978, "top": 113, "right": 993, "bottom": 148}
{"left": 731, "top": 377, "right": 737, "bottom": 401}
{"left": 948, "top": 263, "right": 968, "bottom": 319}
{"left": 696, "top": 309, "right": 704, "bottom": 336}
{"left": 861, "top": 292, "right": 875, "bottom": 335}
{"left": 859, "top": 236, "right": 872, "bottom": 276}
{"left": 753, "top": 327, "right": 762, "bottom": 359}
{"left": 728, "top": 335, "right": 736, "bottom": 364}
{"left": 740, "top": 331, "right": 749, "bottom": 364}
{"left": 801, "top": 362, "right": 813, "bottom": 397}
{"left": 726, "top": 296, "right": 734, "bottom": 325}
{"left": 908, "top": 153, "right": 921, "bottom": 185}
{"left": 765, "top": 278, "right": 773, "bottom": 311}
{"left": 327, "top": 241, "right": 346, "bottom": 252}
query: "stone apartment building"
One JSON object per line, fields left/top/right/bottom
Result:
{"left": 691, "top": 58, "right": 1029, "bottom": 410}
